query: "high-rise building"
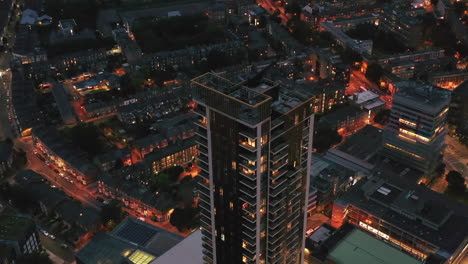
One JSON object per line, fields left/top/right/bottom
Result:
{"left": 382, "top": 81, "right": 450, "bottom": 174}
{"left": 192, "top": 73, "right": 315, "bottom": 264}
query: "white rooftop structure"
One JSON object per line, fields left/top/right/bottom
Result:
{"left": 302, "top": 5, "right": 313, "bottom": 14}
{"left": 20, "top": 9, "right": 52, "bottom": 25}
{"left": 150, "top": 230, "right": 202, "bottom": 264}
{"left": 168, "top": 11, "right": 182, "bottom": 17}
{"left": 309, "top": 225, "right": 333, "bottom": 244}
{"left": 20, "top": 9, "right": 38, "bottom": 25}
{"left": 364, "top": 99, "right": 386, "bottom": 110}
{"left": 349, "top": 90, "right": 380, "bottom": 105}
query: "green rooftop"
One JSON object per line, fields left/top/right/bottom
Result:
{"left": 328, "top": 229, "right": 422, "bottom": 264}
{"left": 0, "top": 215, "right": 35, "bottom": 241}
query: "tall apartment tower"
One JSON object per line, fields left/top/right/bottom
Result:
{"left": 382, "top": 81, "right": 450, "bottom": 174}
{"left": 192, "top": 73, "right": 315, "bottom": 264}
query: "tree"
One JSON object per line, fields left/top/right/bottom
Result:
{"left": 365, "top": 63, "right": 384, "bottom": 84}
{"left": 170, "top": 207, "right": 200, "bottom": 232}
{"left": 100, "top": 200, "right": 125, "bottom": 230}
{"left": 373, "top": 109, "right": 391, "bottom": 125}
{"left": 435, "top": 163, "right": 446, "bottom": 178}
{"left": 313, "top": 124, "right": 342, "bottom": 153}
{"left": 0, "top": 183, "right": 37, "bottom": 212}
{"left": 341, "top": 48, "right": 362, "bottom": 65}
{"left": 346, "top": 23, "right": 378, "bottom": 40}
{"left": 164, "top": 165, "right": 184, "bottom": 183}
{"left": 207, "top": 50, "right": 231, "bottom": 70}
{"left": 153, "top": 172, "right": 170, "bottom": 191}
{"left": 446, "top": 170, "right": 466, "bottom": 195}
{"left": 287, "top": 17, "right": 312, "bottom": 44}
{"left": 62, "top": 123, "right": 106, "bottom": 156}
{"left": 270, "top": 10, "right": 282, "bottom": 24}
{"left": 16, "top": 252, "right": 53, "bottom": 264}
{"left": 284, "top": 1, "right": 302, "bottom": 17}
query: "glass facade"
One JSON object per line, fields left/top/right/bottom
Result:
{"left": 192, "top": 73, "right": 314, "bottom": 264}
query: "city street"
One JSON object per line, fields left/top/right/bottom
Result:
{"left": 15, "top": 138, "right": 102, "bottom": 210}
{"left": 257, "top": 0, "right": 288, "bottom": 25}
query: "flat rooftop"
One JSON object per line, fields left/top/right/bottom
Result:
{"left": 337, "top": 177, "right": 468, "bottom": 257}
{"left": 0, "top": 215, "right": 34, "bottom": 241}
{"left": 393, "top": 81, "right": 451, "bottom": 115}
{"left": 328, "top": 228, "right": 422, "bottom": 264}
{"left": 192, "top": 73, "right": 271, "bottom": 107}
{"left": 150, "top": 230, "right": 202, "bottom": 264}
{"left": 337, "top": 125, "right": 383, "bottom": 162}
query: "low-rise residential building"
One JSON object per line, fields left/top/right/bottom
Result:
{"left": 73, "top": 72, "right": 120, "bottom": 93}
{"left": 319, "top": 104, "right": 368, "bottom": 135}
{"left": 98, "top": 175, "right": 175, "bottom": 223}
{"left": 12, "top": 25, "right": 47, "bottom": 65}
{"left": 94, "top": 148, "right": 132, "bottom": 172}
{"left": 0, "top": 214, "right": 41, "bottom": 257}
{"left": 51, "top": 48, "right": 108, "bottom": 71}
{"left": 267, "top": 22, "right": 304, "bottom": 56}
{"left": 320, "top": 21, "right": 372, "bottom": 56}
{"left": 58, "top": 19, "right": 77, "bottom": 37}
{"left": 113, "top": 27, "right": 142, "bottom": 65}
{"left": 15, "top": 170, "right": 68, "bottom": 216}
{"left": 83, "top": 101, "right": 118, "bottom": 119}
{"left": 380, "top": 8, "right": 425, "bottom": 48}
{"left": 310, "top": 48, "right": 349, "bottom": 82}
{"left": 11, "top": 71, "right": 41, "bottom": 137}
{"left": 54, "top": 200, "right": 101, "bottom": 240}
{"left": 145, "top": 40, "right": 243, "bottom": 71}
{"left": 310, "top": 154, "right": 360, "bottom": 214}
{"left": 32, "top": 127, "right": 99, "bottom": 185}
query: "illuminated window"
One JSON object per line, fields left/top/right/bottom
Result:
{"left": 232, "top": 161, "right": 237, "bottom": 170}
{"left": 385, "top": 144, "right": 423, "bottom": 159}
{"left": 230, "top": 202, "right": 234, "bottom": 209}
{"left": 243, "top": 256, "right": 248, "bottom": 263}
{"left": 242, "top": 241, "right": 247, "bottom": 248}
{"left": 127, "top": 250, "right": 156, "bottom": 264}
{"left": 399, "top": 118, "right": 416, "bottom": 127}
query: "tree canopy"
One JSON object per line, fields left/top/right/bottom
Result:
{"left": 365, "top": 63, "right": 384, "bottom": 84}
{"left": 313, "top": 124, "right": 342, "bottom": 153}
{"left": 62, "top": 123, "right": 107, "bottom": 156}
{"left": 170, "top": 207, "right": 199, "bottom": 232}
{"left": 373, "top": 109, "right": 391, "bottom": 126}
{"left": 446, "top": 170, "right": 466, "bottom": 195}
{"left": 100, "top": 199, "right": 125, "bottom": 230}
